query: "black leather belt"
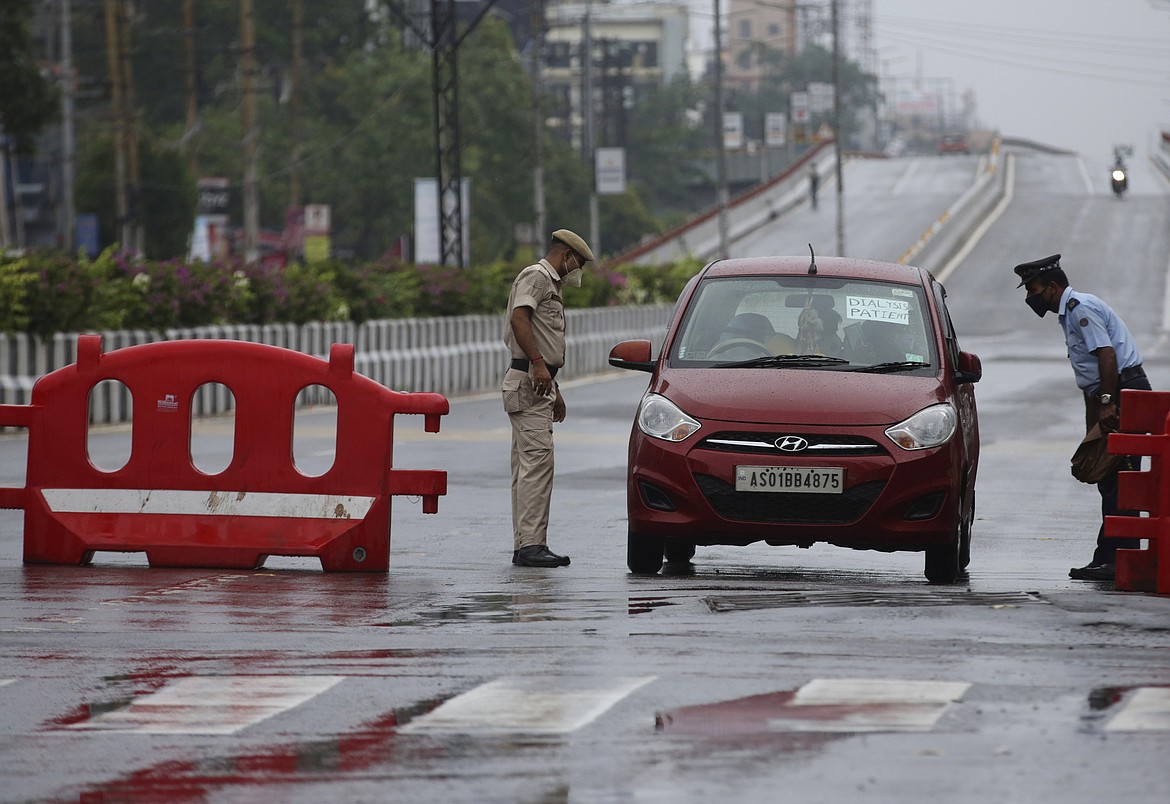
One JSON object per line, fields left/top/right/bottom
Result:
{"left": 511, "top": 358, "right": 558, "bottom": 378}
{"left": 1120, "top": 365, "right": 1146, "bottom": 383}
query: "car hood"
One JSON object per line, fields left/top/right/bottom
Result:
{"left": 655, "top": 368, "right": 947, "bottom": 426}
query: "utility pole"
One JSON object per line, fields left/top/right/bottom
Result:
{"left": 582, "top": 0, "right": 599, "bottom": 256}
{"left": 183, "top": 0, "right": 198, "bottom": 172}
{"left": 61, "top": 0, "right": 76, "bottom": 252}
{"left": 0, "top": 137, "right": 9, "bottom": 251}
{"left": 289, "top": 0, "right": 304, "bottom": 208}
{"left": 712, "top": 0, "right": 730, "bottom": 259}
{"left": 241, "top": 0, "right": 260, "bottom": 263}
{"left": 386, "top": 0, "right": 500, "bottom": 266}
{"left": 431, "top": 0, "right": 464, "bottom": 267}
{"left": 531, "top": 0, "right": 545, "bottom": 247}
{"left": 831, "top": 0, "right": 845, "bottom": 256}
{"left": 102, "top": 0, "right": 129, "bottom": 250}
{"left": 118, "top": 0, "right": 143, "bottom": 254}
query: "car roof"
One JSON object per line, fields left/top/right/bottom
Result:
{"left": 700, "top": 256, "right": 930, "bottom": 286}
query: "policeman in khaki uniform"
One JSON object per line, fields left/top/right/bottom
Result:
{"left": 502, "top": 229, "right": 594, "bottom": 567}
{"left": 1015, "top": 254, "right": 1149, "bottom": 581}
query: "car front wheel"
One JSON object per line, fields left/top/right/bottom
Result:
{"left": 628, "top": 530, "right": 664, "bottom": 574}
{"left": 664, "top": 540, "right": 696, "bottom": 564}
{"left": 924, "top": 501, "right": 969, "bottom": 584}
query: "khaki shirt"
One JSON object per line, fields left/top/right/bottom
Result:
{"left": 504, "top": 259, "right": 566, "bottom": 368}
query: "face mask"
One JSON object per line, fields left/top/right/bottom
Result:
{"left": 1026, "top": 292, "right": 1049, "bottom": 318}
{"left": 561, "top": 254, "right": 583, "bottom": 287}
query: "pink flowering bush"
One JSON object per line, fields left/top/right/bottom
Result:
{"left": 0, "top": 249, "right": 698, "bottom": 335}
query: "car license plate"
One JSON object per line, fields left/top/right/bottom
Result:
{"left": 735, "top": 466, "right": 844, "bottom": 494}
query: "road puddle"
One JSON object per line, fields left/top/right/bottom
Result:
{"left": 703, "top": 589, "right": 1045, "bottom": 612}
{"left": 419, "top": 593, "right": 613, "bottom": 623}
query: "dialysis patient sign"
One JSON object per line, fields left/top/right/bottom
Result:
{"left": 846, "top": 296, "right": 909, "bottom": 324}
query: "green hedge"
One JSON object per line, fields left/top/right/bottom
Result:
{"left": 0, "top": 249, "right": 701, "bottom": 337}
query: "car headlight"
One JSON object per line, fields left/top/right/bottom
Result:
{"left": 885, "top": 404, "right": 957, "bottom": 450}
{"left": 637, "top": 393, "right": 701, "bottom": 442}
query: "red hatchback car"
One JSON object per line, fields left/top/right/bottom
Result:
{"left": 609, "top": 256, "right": 981, "bottom": 583}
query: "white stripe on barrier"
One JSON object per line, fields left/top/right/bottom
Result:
{"left": 65, "top": 675, "right": 345, "bottom": 734}
{"left": 400, "top": 676, "right": 656, "bottom": 735}
{"left": 41, "top": 488, "right": 376, "bottom": 519}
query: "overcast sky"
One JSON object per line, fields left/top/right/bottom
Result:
{"left": 680, "top": 0, "right": 1170, "bottom": 159}
{"left": 870, "top": 0, "right": 1170, "bottom": 159}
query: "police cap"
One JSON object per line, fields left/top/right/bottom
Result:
{"left": 552, "top": 229, "right": 594, "bottom": 262}
{"left": 1014, "top": 253, "right": 1061, "bottom": 287}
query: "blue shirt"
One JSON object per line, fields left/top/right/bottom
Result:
{"left": 1057, "top": 287, "right": 1141, "bottom": 394}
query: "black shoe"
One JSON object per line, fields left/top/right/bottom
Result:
{"left": 1069, "top": 563, "right": 1115, "bottom": 581}
{"left": 512, "top": 545, "right": 571, "bottom": 567}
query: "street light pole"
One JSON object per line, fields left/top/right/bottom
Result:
{"left": 831, "top": 0, "right": 845, "bottom": 256}
{"left": 61, "top": 0, "right": 76, "bottom": 252}
{"left": 583, "top": 0, "right": 599, "bottom": 255}
{"left": 713, "top": 0, "right": 730, "bottom": 259}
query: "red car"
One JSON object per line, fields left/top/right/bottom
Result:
{"left": 938, "top": 133, "right": 970, "bottom": 155}
{"left": 609, "top": 256, "right": 981, "bottom": 583}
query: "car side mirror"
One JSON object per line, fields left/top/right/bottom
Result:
{"left": 609, "top": 339, "right": 655, "bottom": 373}
{"left": 955, "top": 351, "right": 982, "bottom": 384}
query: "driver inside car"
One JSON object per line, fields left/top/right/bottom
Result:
{"left": 712, "top": 312, "right": 798, "bottom": 357}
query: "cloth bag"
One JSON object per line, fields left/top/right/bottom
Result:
{"left": 1070, "top": 424, "right": 1123, "bottom": 484}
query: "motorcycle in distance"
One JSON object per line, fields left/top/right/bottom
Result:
{"left": 1111, "top": 163, "right": 1128, "bottom": 198}
{"left": 1111, "top": 144, "right": 1132, "bottom": 199}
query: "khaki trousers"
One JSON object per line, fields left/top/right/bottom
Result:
{"left": 502, "top": 368, "right": 555, "bottom": 550}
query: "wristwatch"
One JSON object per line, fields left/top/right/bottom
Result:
{"left": 1098, "top": 393, "right": 1113, "bottom": 405}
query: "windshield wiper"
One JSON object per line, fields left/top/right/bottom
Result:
{"left": 712, "top": 354, "right": 851, "bottom": 369}
{"left": 851, "top": 361, "right": 931, "bottom": 374}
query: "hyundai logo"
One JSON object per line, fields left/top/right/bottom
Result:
{"left": 775, "top": 436, "right": 809, "bottom": 452}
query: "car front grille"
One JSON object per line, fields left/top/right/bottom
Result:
{"left": 694, "top": 473, "right": 886, "bottom": 524}
{"left": 697, "top": 431, "right": 886, "bottom": 457}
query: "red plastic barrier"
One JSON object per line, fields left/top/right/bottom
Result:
{"left": 1104, "top": 389, "right": 1170, "bottom": 594}
{"left": 0, "top": 335, "right": 448, "bottom": 572}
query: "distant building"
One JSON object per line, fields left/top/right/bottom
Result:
{"left": 726, "top": 0, "right": 796, "bottom": 90}
{"left": 726, "top": 0, "right": 875, "bottom": 90}
{"left": 542, "top": 1, "right": 690, "bottom": 150}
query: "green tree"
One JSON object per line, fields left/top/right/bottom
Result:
{"left": 76, "top": 129, "right": 196, "bottom": 258}
{"left": 0, "top": 0, "right": 59, "bottom": 153}
{"left": 625, "top": 76, "right": 709, "bottom": 218}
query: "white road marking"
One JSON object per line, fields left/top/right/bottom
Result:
{"left": 1076, "top": 155, "right": 1096, "bottom": 196}
{"left": 1105, "top": 687, "right": 1170, "bottom": 732}
{"left": 0, "top": 679, "right": 15, "bottom": 688}
{"left": 768, "top": 678, "right": 971, "bottom": 733}
{"left": 400, "top": 676, "right": 655, "bottom": 735}
{"left": 42, "top": 488, "right": 374, "bottom": 520}
{"left": 890, "top": 158, "right": 921, "bottom": 196}
{"left": 936, "top": 153, "right": 1015, "bottom": 284}
{"left": 65, "top": 675, "right": 344, "bottom": 735}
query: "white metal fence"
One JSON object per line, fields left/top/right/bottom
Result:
{"left": 0, "top": 304, "right": 673, "bottom": 424}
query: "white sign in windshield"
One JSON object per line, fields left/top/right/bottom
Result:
{"left": 845, "top": 296, "right": 910, "bottom": 324}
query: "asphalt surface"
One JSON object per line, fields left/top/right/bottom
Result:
{"left": 2, "top": 150, "right": 1170, "bottom": 803}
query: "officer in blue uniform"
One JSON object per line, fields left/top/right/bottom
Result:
{"left": 1015, "top": 254, "right": 1149, "bottom": 581}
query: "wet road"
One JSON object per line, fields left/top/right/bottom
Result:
{"left": 735, "top": 152, "right": 989, "bottom": 261}
{"left": 3, "top": 150, "right": 1170, "bottom": 802}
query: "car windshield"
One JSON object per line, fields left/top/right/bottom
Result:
{"left": 670, "top": 276, "right": 938, "bottom": 371}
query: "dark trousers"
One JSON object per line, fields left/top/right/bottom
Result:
{"left": 1086, "top": 372, "right": 1152, "bottom": 565}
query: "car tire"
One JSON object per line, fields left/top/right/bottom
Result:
{"left": 924, "top": 500, "right": 969, "bottom": 584}
{"left": 628, "top": 530, "right": 664, "bottom": 574}
{"left": 664, "top": 540, "right": 696, "bottom": 564}
{"left": 959, "top": 492, "right": 974, "bottom": 570}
